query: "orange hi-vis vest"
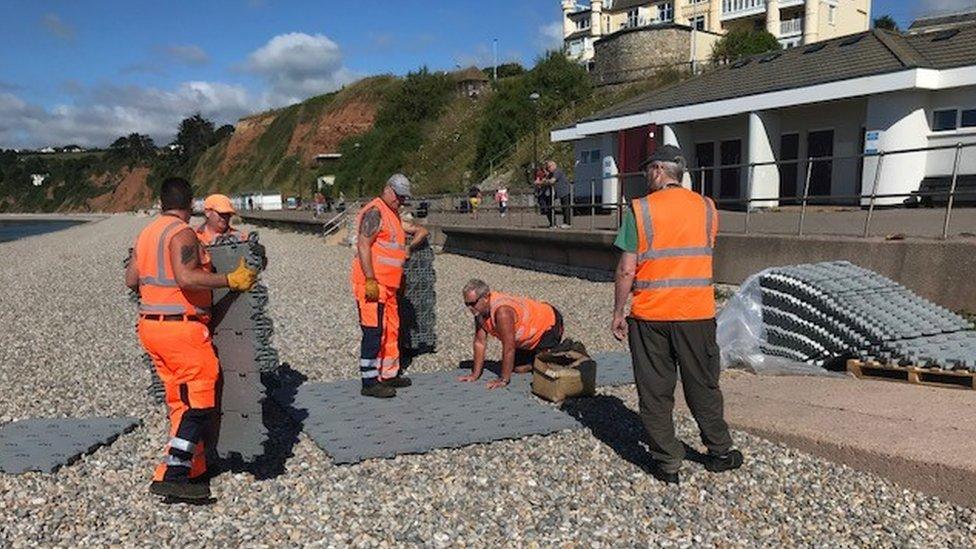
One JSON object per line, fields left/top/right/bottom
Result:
{"left": 481, "top": 292, "right": 556, "bottom": 350}
{"left": 135, "top": 215, "right": 212, "bottom": 316}
{"left": 350, "top": 197, "right": 407, "bottom": 289}
{"left": 631, "top": 186, "right": 718, "bottom": 321}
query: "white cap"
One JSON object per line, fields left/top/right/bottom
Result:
{"left": 387, "top": 173, "right": 412, "bottom": 198}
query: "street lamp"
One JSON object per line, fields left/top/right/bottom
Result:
{"left": 529, "top": 92, "right": 540, "bottom": 170}
{"left": 353, "top": 142, "right": 362, "bottom": 199}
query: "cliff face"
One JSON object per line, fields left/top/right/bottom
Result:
{"left": 191, "top": 76, "right": 393, "bottom": 196}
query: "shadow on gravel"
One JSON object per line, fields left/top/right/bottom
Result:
{"left": 217, "top": 362, "right": 306, "bottom": 481}
{"left": 562, "top": 395, "right": 706, "bottom": 471}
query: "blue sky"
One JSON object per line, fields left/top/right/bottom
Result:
{"left": 0, "top": 0, "right": 961, "bottom": 148}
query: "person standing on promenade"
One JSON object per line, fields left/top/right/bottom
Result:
{"left": 458, "top": 279, "right": 564, "bottom": 390}
{"left": 495, "top": 187, "right": 509, "bottom": 217}
{"left": 125, "top": 178, "right": 257, "bottom": 501}
{"left": 610, "top": 145, "right": 743, "bottom": 485}
{"left": 544, "top": 160, "right": 572, "bottom": 229}
{"left": 351, "top": 174, "right": 427, "bottom": 398}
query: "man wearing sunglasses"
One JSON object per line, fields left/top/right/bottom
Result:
{"left": 458, "top": 279, "right": 564, "bottom": 390}
{"left": 351, "top": 174, "right": 427, "bottom": 398}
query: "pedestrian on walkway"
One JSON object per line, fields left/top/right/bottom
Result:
{"left": 533, "top": 166, "right": 553, "bottom": 227}
{"left": 544, "top": 160, "right": 572, "bottom": 229}
{"left": 610, "top": 144, "right": 743, "bottom": 485}
{"left": 495, "top": 187, "right": 509, "bottom": 217}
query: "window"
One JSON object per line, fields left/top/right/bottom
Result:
{"left": 689, "top": 15, "right": 706, "bottom": 31}
{"left": 590, "top": 150, "right": 602, "bottom": 163}
{"left": 933, "top": 109, "right": 958, "bottom": 132}
{"left": 961, "top": 109, "right": 976, "bottom": 128}
{"left": 828, "top": 5, "right": 836, "bottom": 25}
{"left": 627, "top": 9, "right": 639, "bottom": 28}
{"left": 576, "top": 18, "right": 590, "bottom": 30}
{"left": 659, "top": 1, "right": 674, "bottom": 22}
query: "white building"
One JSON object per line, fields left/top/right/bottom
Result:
{"left": 553, "top": 24, "right": 976, "bottom": 207}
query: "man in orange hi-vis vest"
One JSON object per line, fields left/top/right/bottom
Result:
{"left": 351, "top": 173, "right": 429, "bottom": 398}
{"left": 125, "top": 177, "right": 257, "bottom": 502}
{"left": 196, "top": 194, "right": 247, "bottom": 245}
{"left": 458, "top": 279, "right": 564, "bottom": 390}
{"left": 611, "top": 145, "right": 742, "bottom": 486}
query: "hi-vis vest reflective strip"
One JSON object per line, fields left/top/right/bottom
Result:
{"left": 135, "top": 215, "right": 212, "bottom": 316}
{"left": 351, "top": 197, "right": 407, "bottom": 289}
{"left": 630, "top": 187, "right": 717, "bottom": 321}
{"left": 481, "top": 292, "right": 556, "bottom": 350}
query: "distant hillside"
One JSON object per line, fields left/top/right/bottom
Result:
{"left": 0, "top": 60, "right": 677, "bottom": 212}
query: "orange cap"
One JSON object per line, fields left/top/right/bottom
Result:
{"left": 203, "top": 194, "right": 236, "bottom": 214}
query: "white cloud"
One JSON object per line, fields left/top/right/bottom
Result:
{"left": 41, "top": 13, "right": 75, "bottom": 41}
{"left": 245, "top": 32, "right": 357, "bottom": 104}
{"left": 538, "top": 21, "right": 564, "bottom": 52}
{"left": 0, "top": 82, "right": 262, "bottom": 149}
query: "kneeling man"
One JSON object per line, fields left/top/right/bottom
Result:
{"left": 458, "top": 279, "right": 563, "bottom": 389}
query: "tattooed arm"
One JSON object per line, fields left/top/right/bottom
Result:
{"left": 169, "top": 228, "right": 230, "bottom": 290}
{"left": 356, "top": 207, "right": 381, "bottom": 280}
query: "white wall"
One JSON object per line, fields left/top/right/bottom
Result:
{"left": 864, "top": 90, "right": 931, "bottom": 205}
{"left": 924, "top": 87, "right": 976, "bottom": 179}
{"left": 572, "top": 133, "right": 617, "bottom": 200}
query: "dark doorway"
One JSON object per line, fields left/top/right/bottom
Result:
{"left": 807, "top": 129, "right": 834, "bottom": 201}
{"left": 779, "top": 133, "right": 799, "bottom": 205}
{"left": 719, "top": 139, "right": 742, "bottom": 203}
{"left": 694, "top": 142, "right": 715, "bottom": 197}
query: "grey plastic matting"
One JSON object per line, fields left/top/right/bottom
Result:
{"left": 591, "top": 351, "right": 636, "bottom": 386}
{"left": 0, "top": 417, "right": 140, "bottom": 474}
{"left": 274, "top": 353, "right": 636, "bottom": 465}
{"left": 275, "top": 371, "right": 580, "bottom": 464}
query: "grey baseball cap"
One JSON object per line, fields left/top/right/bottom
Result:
{"left": 387, "top": 173, "right": 412, "bottom": 198}
{"left": 638, "top": 144, "right": 686, "bottom": 169}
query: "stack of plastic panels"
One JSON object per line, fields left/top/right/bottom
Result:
{"left": 758, "top": 261, "right": 976, "bottom": 371}
{"left": 400, "top": 243, "right": 437, "bottom": 355}
{"left": 207, "top": 233, "right": 275, "bottom": 460}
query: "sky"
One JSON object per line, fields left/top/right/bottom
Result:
{"left": 0, "top": 0, "right": 968, "bottom": 149}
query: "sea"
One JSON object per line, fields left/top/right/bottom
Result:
{"left": 0, "top": 219, "right": 86, "bottom": 243}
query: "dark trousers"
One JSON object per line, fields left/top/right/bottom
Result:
{"left": 558, "top": 195, "right": 572, "bottom": 226}
{"left": 627, "top": 317, "right": 733, "bottom": 472}
{"left": 537, "top": 192, "right": 553, "bottom": 226}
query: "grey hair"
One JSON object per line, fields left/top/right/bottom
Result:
{"left": 463, "top": 279, "right": 490, "bottom": 298}
{"left": 655, "top": 157, "right": 686, "bottom": 183}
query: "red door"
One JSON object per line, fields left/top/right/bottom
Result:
{"left": 618, "top": 124, "right": 656, "bottom": 200}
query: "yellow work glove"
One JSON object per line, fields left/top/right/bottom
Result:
{"left": 364, "top": 277, "right": 380, "bottom": 303}
{"left": 227, "top": 258, "right": 258, "bottom": 292}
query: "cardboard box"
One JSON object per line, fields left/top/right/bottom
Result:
{"left": 531, "top": 352, "right": 597, "bottom": 403}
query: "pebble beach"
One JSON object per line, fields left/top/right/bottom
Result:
{"left": 0, "top": 214, "right": 974, "bottom": 546}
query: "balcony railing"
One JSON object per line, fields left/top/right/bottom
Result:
{"left": 780, "top": 17, "right": 803, "bottom": 36}
{"left": 722, "top": 0, "right": 766, "bottom": 20}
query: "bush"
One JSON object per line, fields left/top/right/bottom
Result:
{"left": 710, "top": 29, "right": 781, "bottom": 64}
{"left": 472, "top": 52, "right": 590, "bottom": 177}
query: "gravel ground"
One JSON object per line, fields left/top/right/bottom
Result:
{"left": 0, "top": 214, "right": 974, "bottom": 547}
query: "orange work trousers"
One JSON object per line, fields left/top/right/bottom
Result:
{"left": 354, "top": 283, "right": 400, "bottom": 385}
{"left": 137, "top": 318, "right": 219, "bottom": 482}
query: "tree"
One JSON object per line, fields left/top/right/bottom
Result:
{"left": 710, "top": 29, "right": 781, "bottom": 64}
{"left": 213, "top": 124, "right": 235, "bottom": 145}
{"left": 175, "top": 113, "right": 216, "bottom": 160}
{"left": 109, "top": 133, "right": 156, "bottom": 161}
{"left": 483, "top": 63, "right": 526, "bottom": 79}
{"left": 873, "top": 15, "right": 899, "bottom": 32}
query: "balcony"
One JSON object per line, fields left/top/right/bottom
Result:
{"left": 723, "top": 0, "right": 806, "bottom": 21}
{"left": 780, "top": 16, "right": 803, "bottom": 37}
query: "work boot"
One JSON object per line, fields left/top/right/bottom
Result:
{"left": 149, "top": 480, "right": 211, "bottom": 501}
{"left": 361, "top": 383, "right": 396, "bottom": 398}
{"left": 648, "top": 462, "right": 680, "bottom": 485}
{"left": 705, "top": 449, "right": 744, "bottom": 473}
{"left": 381, "top": 376, "right": 412, "bottom": 388}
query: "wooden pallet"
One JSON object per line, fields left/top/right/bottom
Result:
{"left": 847, "top": 359, "right": 976, "bottom": 390}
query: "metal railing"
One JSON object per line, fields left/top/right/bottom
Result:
{"left": 412, "top": 142, "right": 976, "bottom": 240}
{"left": 780, "top": 17, "right": 803, "bottom": 36}
{"left": 722, "top": 0, "right": 765, "bottom": 18}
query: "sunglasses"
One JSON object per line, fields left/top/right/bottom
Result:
{"left": 464, "top": 294, "right": 484, "bottom": 307}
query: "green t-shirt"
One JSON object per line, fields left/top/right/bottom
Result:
{"left": 614, "top": 209, "right": 638, "bottom": 253}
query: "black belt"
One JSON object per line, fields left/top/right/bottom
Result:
{"left": 140, "top": 314, "right": 206, "bottom": 322}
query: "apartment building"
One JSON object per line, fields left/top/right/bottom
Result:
{"left": 562, "top": 0, "right": 871, "bottom": 64}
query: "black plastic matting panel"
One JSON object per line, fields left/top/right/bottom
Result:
{"left": 275, "top": 372, "right": 581, "bottom": 464}
{"left": 591, "top": 351, "right": 636, "bottom": 386}
{"left": 0, "top": 417, "right": 140, "bottom": 474}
